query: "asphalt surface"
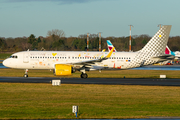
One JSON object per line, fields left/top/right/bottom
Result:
{"left": 1, "top": 64, "right": 180, "bottom": 86}
{"left": 1, "top": 77, "right": 180, "bottom": 86}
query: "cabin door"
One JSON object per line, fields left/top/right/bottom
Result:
{"left": 23, "top": 53, "right": 29, "bottom": 63}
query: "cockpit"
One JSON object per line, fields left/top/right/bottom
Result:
{"left": 10, "top": 55, "right": 18, "bottom": 58}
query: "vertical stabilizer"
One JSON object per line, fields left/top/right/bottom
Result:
{"left": 140, "top": 25, "right": 171, "bottom": 54}
{"left": 165, "top": 46, "right": 176, "bottom": 56}
{"left": 127, "top": 25, "right": 171, "bottom": 68}
{"left": 107, "top": 40, "right": 117, "bottom": 52}
{"left": 165, "top": 46, "right": 171, "bottom": 54}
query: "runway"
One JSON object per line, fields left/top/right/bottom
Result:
{"left": 1, "top": 77, "right": 180, "bottom": 86}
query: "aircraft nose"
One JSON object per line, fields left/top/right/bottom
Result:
{"left": 2, "top": 59, "right": 10, "bottom": 68}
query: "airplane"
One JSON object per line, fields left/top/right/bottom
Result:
{"left": 3, "top": 25, "right": 173, "bottom": 79}
{"left": 165, "top": 45, "right": 180, "bottom": 59}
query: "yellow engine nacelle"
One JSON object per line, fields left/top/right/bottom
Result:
{"left": 54, "top": 64, "right": 72, "bottom": 76}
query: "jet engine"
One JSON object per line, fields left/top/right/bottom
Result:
{"left": 54, "top": 64, "right": 72, "bottom": 76}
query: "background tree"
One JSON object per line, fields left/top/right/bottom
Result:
{"left": 0, "top": 38, "right": 7, "bottom": 52}
{"left": 47, "top": 29, "right": 65, "bottom": 38}
{"left": 142, "top": 39, "right": 147, "bottom": 45}
{"left": 28, "top": 34, "right": 37, "bottom": 50}
{"left": 28, "top": 34, "right": 36, "bottom": 44}
{"left": 1, "top": 32, "right": 180, "bottom": 52}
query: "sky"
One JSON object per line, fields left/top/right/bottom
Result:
{"left": 0, "top": 0, "right": 180, "bottom": 38}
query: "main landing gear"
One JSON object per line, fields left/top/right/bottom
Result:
{"left": 80, "top": 73, "right": 88, "bottom": 79}
{"left": 24, "top": 69, "right": 28, "bottom": 78}
{"left": 80, "top": 69, "right": 88, "bottom": 79}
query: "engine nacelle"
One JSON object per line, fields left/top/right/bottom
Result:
{"left": 54, "top": 64, "right": 72, "bottom": 76}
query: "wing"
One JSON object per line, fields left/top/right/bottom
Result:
{"left": 71, "top": 47, "right": 115, "bottom": 67}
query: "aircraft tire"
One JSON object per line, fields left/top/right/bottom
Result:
{"left": 81, "top": 73, "right": 88, "bottom": 79}
{"left": 24, "top": 74, "right": 28, "bottom": 78}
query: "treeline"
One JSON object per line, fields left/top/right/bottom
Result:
{"left": 0, "top": 29, "right": 180, "bottom": 52}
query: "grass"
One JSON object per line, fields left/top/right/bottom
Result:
{"left": 1, "top": 68, "right": 180, "bottom": 78}
{"left": 1, "top": 67, "right": 180, "bottom": 119}
{"left": 0, "top": 83, "right": 180, "bottom": 119}
{"left": 0, "top": 53, "right": 12, "bottom": 60}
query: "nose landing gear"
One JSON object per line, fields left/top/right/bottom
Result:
{"left": 24, "top": 69, "right": 28, "bottom": 78}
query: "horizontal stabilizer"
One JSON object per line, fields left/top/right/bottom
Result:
{"left": 151, "top": 54, "right": 175, "bottom": 62}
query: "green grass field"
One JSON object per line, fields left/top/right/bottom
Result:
{"left": 0, "top": 83, "right": 180, "bottom": 119}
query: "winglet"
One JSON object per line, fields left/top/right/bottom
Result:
{"left": 106, "top": 47, "right": 115, "bottom": 58}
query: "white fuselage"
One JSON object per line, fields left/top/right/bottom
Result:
{"left": 3, "top": 51, "right": 137, "bottom": 70}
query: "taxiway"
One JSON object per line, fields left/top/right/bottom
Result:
{"left": 0, "top": 77, "right": 180, "bottom": 86}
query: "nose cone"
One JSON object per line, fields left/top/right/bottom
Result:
{"left": 3, "top": 58, "right": 17, "bottom": 68}
{"left": 2, "top": 59, "right": 13, "bottom": 68}
{"left": 2, "top": 59, "right": 9, "bottom": 67}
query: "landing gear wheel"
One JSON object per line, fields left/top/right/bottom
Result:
{"left": 24, "top": 74, "right": 28, "bottom": 78}
{"left": 24, "top": 69, "right": 28, "bottom": 78}
{"left": 80, "top": 73, "right": 88, "bottom": 79}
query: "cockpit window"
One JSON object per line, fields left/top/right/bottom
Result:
{"left": 10, "top": 55, "right": 18, "bottom": 58}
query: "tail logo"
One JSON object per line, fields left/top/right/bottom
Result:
{"left": 165, "top": 47, "right": 170, "bottom": 54}
{"left": 159, "top": 35, "right": 162, "bottom": 38}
